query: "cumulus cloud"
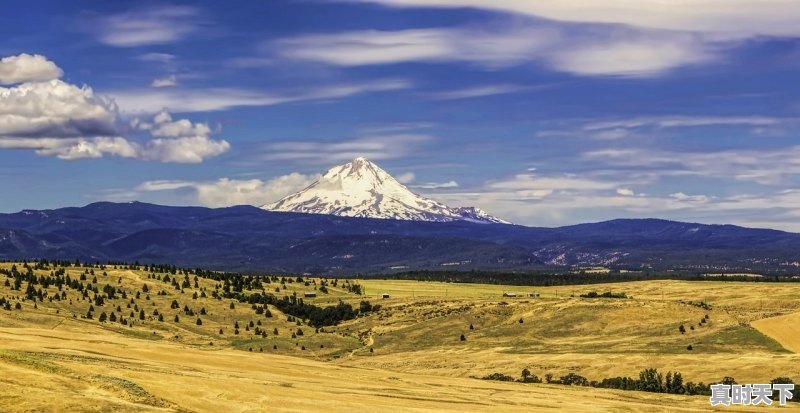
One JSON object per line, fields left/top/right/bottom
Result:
{"left": 34, "top": 137, "right": 140, "bottom": 160}
{"left": 139, "top": 136, "right": 230, "bottom": 163}
{"left": 272, "top": 25, "right": 722, "bottom": 77}
{"left": 133, "top": 110, "right": 212, "bottom": 137}
{"left": 125, "top": 173, "right": 320, "bottom": 207}
{"left": 0, "top": 53, "right": 229, "bottom": 163}
{"left": 0, "top": 79, "right": 117, "bottom": 138}
{"left": 94, "top": 5, "right": 202, "bottom": 47}
{"left": 0, "top": 54, "right": 63, "bottom": 85}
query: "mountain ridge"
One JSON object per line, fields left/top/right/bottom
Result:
{"left": 0, "top": 201, "right": 799, "bottom": 274}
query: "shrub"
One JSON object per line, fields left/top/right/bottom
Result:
{"left": 482, "top": 373, "right": 515, "bottom": 382}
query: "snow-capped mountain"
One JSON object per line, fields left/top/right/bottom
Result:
{"left": 262, "top": 157, "right": 509, "bottom": 224}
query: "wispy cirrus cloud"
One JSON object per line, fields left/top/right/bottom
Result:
{"left": 346, "top": 0, "right": 800, "bottom": 37}
{"left": 107, "top": 78, "right": 412, "bottom": 113}
{"left": 428, "top": 84, "right": 534, "bottom": 100}
{"left": 136, "top": 52, "right": 176, "bottom": 63}
{"left": 105, "top": 173, "right": 320, "bottom": 207}
{"left": 426, "top": 168, "right": 800, "bottom": 230}
{"left": 534, "top": 115, "right": 799, "bottom": 140}
{"left": 93, "top": 5, "right": 204, "bottom": 47}
{"left": 583, "top": 116, "right": 792, "bottom": 131}
{"left": 260, "top": 134, "right": 432, "bottom": 165}
{"left": 271, "top": 25, "right": 721, "bottom": 77}
{"left": 410, "top": 180, "right": 459, "bottom": 189}
{"left": 583, "top": 145, "right": 800, "bottom": 186}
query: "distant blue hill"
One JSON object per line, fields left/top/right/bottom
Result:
{"left": 0, "top": 202, "right": 798, "bottom": 274}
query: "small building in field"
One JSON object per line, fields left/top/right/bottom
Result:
{"left": 502, "top": 292, "right": 517, "bottom": 298}
{"left": 303, "top": 292, "right": 317, "bottom": 298}
{"left": 527, "top": 292, "right": 540, "bottom": 298}
{"left": 381, "top": 293, "right": 390, "bottom": 299}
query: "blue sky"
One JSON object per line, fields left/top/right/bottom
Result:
{"left": 2, "top": 0, "right": 800, "bottom": 230}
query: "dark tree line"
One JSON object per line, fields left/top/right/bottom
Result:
{"left": 349, "top": 269, "right": 800, "bottom": 287}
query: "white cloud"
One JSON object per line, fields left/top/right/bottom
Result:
{"left": 136, "top": 53, "right": 176, "bottom": 63}
{"left": 150, "top": 75, "right": 177, "bottom": 88}
{"left": 584, "top": 115, "right": 789, "bottom": 131}
{"left": 274, "top": 27, "right": 558, "bottom": 68}
{"left": 139, "top": 136, "right": 230, "bottom": 164}
{"left": 95, "top": 5, "right": 202, "bottom": 47}
{"left": 358, "top": 122, "right": 435, "bottom": 134}
{"left": 583, "top": 146, "right": 800, "bottom": 186}
{"left": 34, "top": 137, "right": 140, "bottom": 160}
{"left": 0, "top": 54, "right": 229, "bottom": 163}
{"left": 348, "top": 0, "right": 800, "bottom": 38}
{"left": 536, "top": 115, "right": 795, "bottom": 140}
{"left": 669, "top": 192, "right": 711, "bottom": 203}
{"left": 488, "top": 173, "right": 618, "bottom": 193}
{"left": 0, "top": 79, "right": 117, "bottom": 138}
{"left": 429, "top": 84, "right": 532, "bottom": 100}
{"left": 260, "top": 134, "right": 432, "bottom": 165}
{"left": 616, "top": 188, "right": 635, "bottom": 196}
{"left": 426, "top": 168, "right": 800, "bottom": 228}
{"left": 272, "top": 26, "right": 723, "bottom": 77}
{"left": 128, "top": 173, "right": 320, "bottom": 207}
{"left": 127, "top": 111, "right": 229, "bottom": 163}
{"left": 133, "top": 110, "right": 212, "bottom": 138}
{"left": 107, "top": 78, "right": 411, "bottom": 113}
{"left": 411, "top": 180, "right": 459, "bottom": 189}
{"left": 395, "top": 172, "right": 416, "bottom": 184}
{"left": 547, "top": 34, "right": 714, "bottom": 77}
{"left": 0, "top": 54, "right": 63, "bottom": 85}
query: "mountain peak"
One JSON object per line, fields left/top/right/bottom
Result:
{"left": 262, "top": 158, "right": 507, "bottom": 224}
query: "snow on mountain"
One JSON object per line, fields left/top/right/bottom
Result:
{"left": 452, "top": 207, "right": 511, "bottom": 224}
{"left": 262, "top": 157, "right": 508, "bottom": 224}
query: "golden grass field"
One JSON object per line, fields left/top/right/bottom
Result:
{"left": 1, "top": 262, "right": 799, "bottom": 411}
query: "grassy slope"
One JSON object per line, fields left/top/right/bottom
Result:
{"left": 348, "top": 279, "right": 798, "bottom": 383}
{"left": 0, "top": 263, "right": 798, "bottom": 411}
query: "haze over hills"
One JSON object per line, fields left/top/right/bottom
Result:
{"left": 1, "top": 201, "right": 800, "bottom": 273}
{"left": 262, "top": 157, "right": 509, "bottom": 224}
